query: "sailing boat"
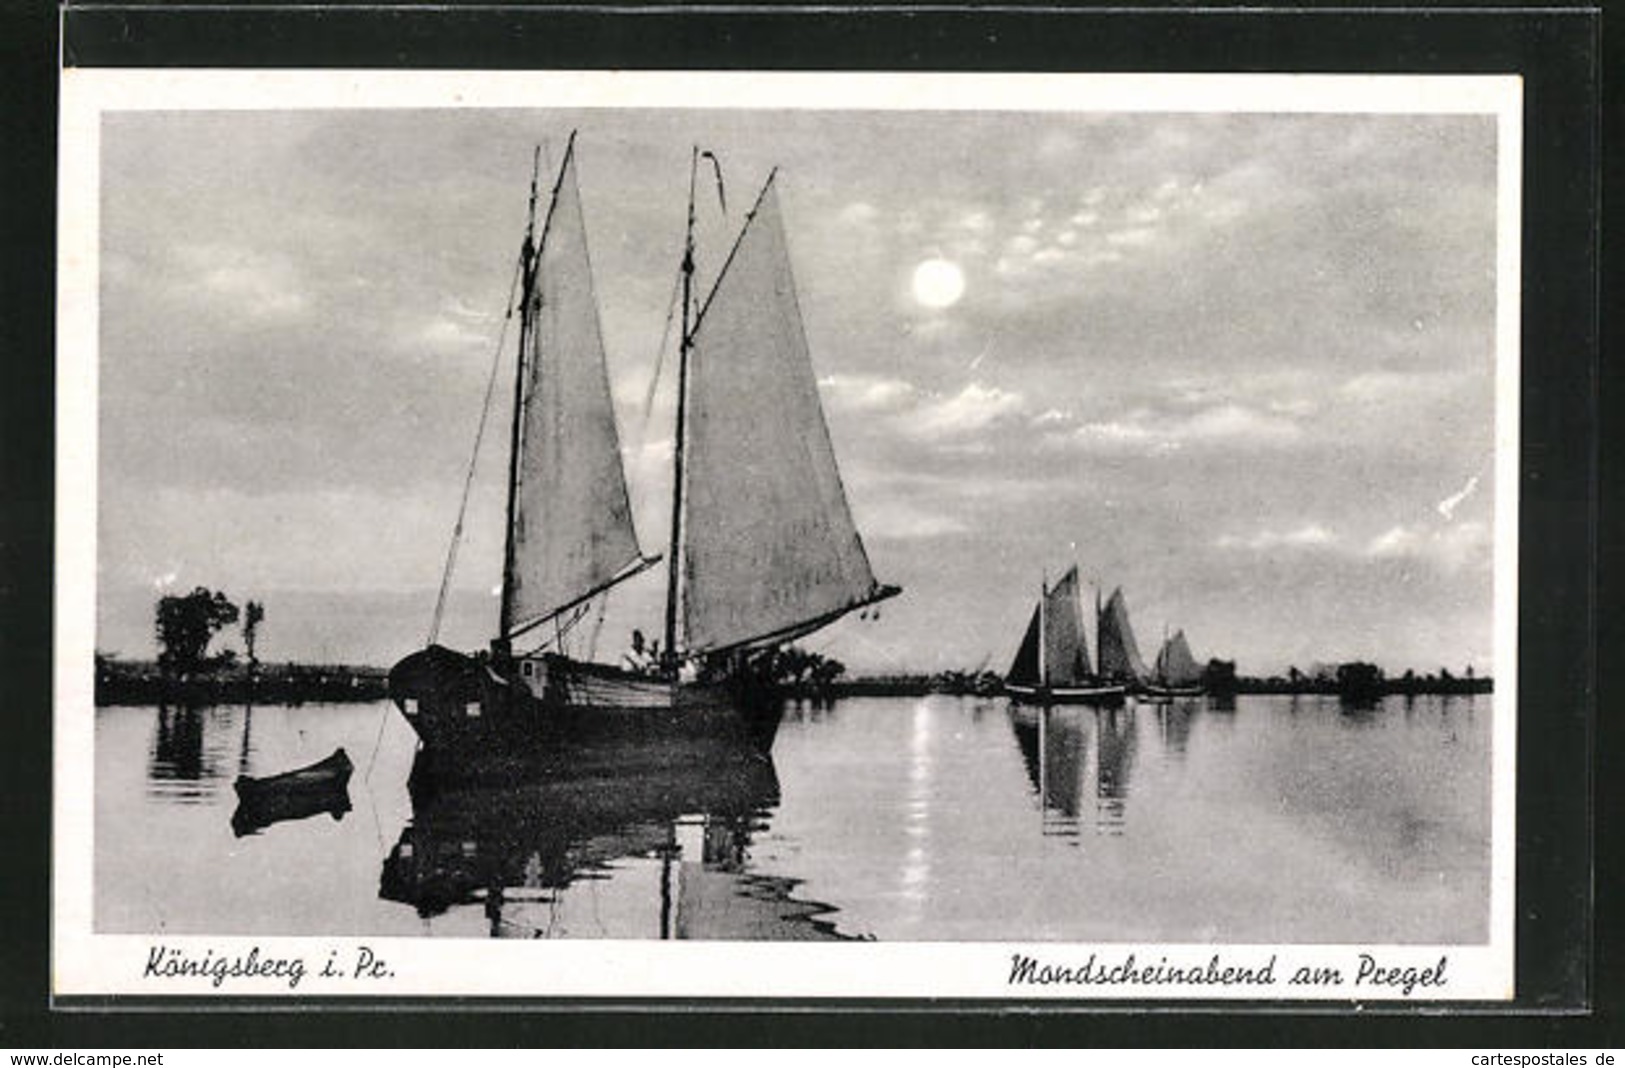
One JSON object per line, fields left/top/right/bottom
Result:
{"left": 388, "top": 135, "right": 898, "bottom": 773}
{"left": 1096, "top": 585, "right": 1148, "bottom": 690}
{"left": 1004, "top": 566, "right": 1125, "bottom": 704}
{"left": 1143, "top": 628, "right": 1204, "bottom": 699}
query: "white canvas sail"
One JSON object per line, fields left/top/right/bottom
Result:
{"left": 506, "top": 145, "right": 647, "bottom": 636}
{"left": 1098, "top": 587, "right": 1148, "bottom": 682}
{"left": 1042, "top": 567, "right": 1092, "bottom": 685}
{"left": 679, "top": 179, "right": 884, "bottom": 654}
{"left": 1154, "top": 629, "right": 1203, "bottom": 687}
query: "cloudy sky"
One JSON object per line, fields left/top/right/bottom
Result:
{"left": 93, "top": 101, "right": 1504, "bottom": 676}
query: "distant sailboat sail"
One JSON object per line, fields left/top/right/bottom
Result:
{"left": 1008, "top": 606, "right": 1042, "bottom": 686}
{"left": 1042, "top": 567, "right": 1092, "bottom": 685}
{"left": 1005, "top": 565, "right": 1121, "bottom": 704}
{"left": 1153, "top": 629, "right": 1203, "bottom": 688}
{"left": 505, "top": 142, "right": 651, "bottom": 638}
{"left": 680, "top": 178, "right": 889, "bottom": 655}
{"left": 1097, "top": 587, "right": 1148, "bottom": 683}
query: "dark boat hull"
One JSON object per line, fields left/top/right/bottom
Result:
{"left": 1137, "top": 684, "right": 1204, "bottom": 701}
{"left": 1005, "top": 680, "right": 1127, "bottom": 706}
{"left": 231, "top": 747, "right": 353, "bottom": 837}
{"left": 388, "top": 645, "right": 783, "bottom": 783}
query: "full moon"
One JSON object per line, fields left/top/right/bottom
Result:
{"left": 911, "top": 258, "right": 966, "bottom": 309}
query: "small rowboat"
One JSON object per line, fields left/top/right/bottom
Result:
{"left": 231, "top": 747, "right": 353, "bottom": 837}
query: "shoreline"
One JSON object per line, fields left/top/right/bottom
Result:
{"left": 92, "top": 658, "right": 1491, "bottom": 707}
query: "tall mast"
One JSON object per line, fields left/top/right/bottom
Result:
{"left": 1095, "top": 582, "right": 1103, "bottom": 681}
{"left": 1039, "top": 574, "right": 1048, "bottom": 689}
{"left": 499, "top": 145, "right": 544, "bottom": 643}
{"left": 663, "top": 146, "right": 700, "bottom": 669}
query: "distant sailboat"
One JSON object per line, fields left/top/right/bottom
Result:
{"left": 388, "top": 135, "right": 898, "bottom": 775}
{"left": 1005, "top": 566, "right": 1125, "bottom": 705}
{"left": 1144, "top": 628, "right": 1205, "bottom": 699}
{"left": 1095, "top": 586, "right": 1148, "bottom": 689}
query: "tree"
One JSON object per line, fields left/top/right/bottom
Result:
{"left": 243, "top": 600, "right": 265, "bottom": 673}
{"left": 155, "top": 587, "right": 239, "bottom": 678}
{"left": 1202, "top": 658, "right": 1237, "bottom": 695}
{"left": 1335, "top": 661, "right": 1385, "bottom": 701}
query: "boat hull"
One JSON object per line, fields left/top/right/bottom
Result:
{"left": 231, "top": 747, "right": 354, "bottom": 837}
{"left": 1005, "top": 680, "right": 1126, "bottom": 706}
{"left": 1137, "top": 684, "right": 1204, "bottom": 701}
{"left": 388, "top": 645, "right": 783, "bottom": 784}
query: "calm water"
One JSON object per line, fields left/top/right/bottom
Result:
{"left": 95, "top": 693, "right": 1490, "bottom": 943}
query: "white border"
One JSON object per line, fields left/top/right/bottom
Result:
{"left": 54, "top": 69, "right": 1521, "bottom": 1002}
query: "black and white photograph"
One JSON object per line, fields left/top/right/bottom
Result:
{"left": 54, "top": 70, "right": 1521, "bottom": 1000}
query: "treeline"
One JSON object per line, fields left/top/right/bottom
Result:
{"left": 832, "top": 671, "right": 1005, "bottom": 697}
{"left": 96, "top": 585, "right": 386, "bottom": 706}
{"left": 828, "top": 660, "right": 1490, "bottom": 699}
{"left": 1231, "top": 661, "right": 1492, "bottom": 698}
{"left": 96, "top": 656, "right": 387, "bottom": 706}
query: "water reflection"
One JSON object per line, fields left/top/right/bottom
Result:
{"left": 1040, "top": 709, "right": 1085, "bottom": 828}
{"left": 1337, "top": 693, "right": 1383, "bottom": 725}
{"left": 380, "top": 740, "right": 847, "bottom": 940}
{"left": 148, "top": 705, "right": 230, "bottom": 801}
{"left": 1007, "top": 703, "right": 1142, "bottom": 838}
{"left": 1094, "top": 706, "right": 1138, "bottom": 835}
{"left": 1153, "top": 698, "right": 1197, "bottom": 760}
{"left": 102, "top": 694, "right": 1491, "bottom": 943}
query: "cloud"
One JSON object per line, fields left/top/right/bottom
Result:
{"left": 1221, "top": 515, "right": 1489, "bottom": 574}
{"left": 956, "top": 209, "right": 994, "bottom": 234}
{"left": 413, "top": 313, "right": 493, "bottom": 353}
{"left": 1063, "top": 403, "right": 1303, "bottom": 453}
{"left": 1104, "top": 227, "right": 1158, "bottom": 248}
{"left": 839, "top": 201, "right": 879, "bottom": 227}
{"left": 1180, "top": 404, "right": 1301, "bottom": 443}
{"left": 856, "top": 498, "right": 971, "bottom": 540}
{"left": 1070, "top": 419, "right": 1156, "bottom": 447}
{"left": 1339, "top": 370, "right": 1462, "bottom": 405}
{"left": 174, "top": 242, "right": 308, "bottom": 320}
{"left": 902, "top": 382, "right": 1026, "bottom": 439}
{"left": 818, "top": 373, "right": 919, "bottom": 413}
{"left": 1366, "top": 520, "right": 1490, "bottom": 572}
{"left": 1218, "top": 524, "right": 1339, "bottom": 552}
{"left": 1366, "top": 525, "right": 1417, "bottom": 556}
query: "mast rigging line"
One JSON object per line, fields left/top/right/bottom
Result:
{"left": 636, "top": 249, "right": 684, "bottom": 445}
{"left": 426, "top": 249, "right": 525, "bottom": 645}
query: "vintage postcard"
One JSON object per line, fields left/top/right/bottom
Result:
{"left": 55, "top": 69, "right": 1520, "bottom": 1001}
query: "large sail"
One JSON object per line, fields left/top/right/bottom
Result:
{"left": 1097, "top": 587, "right": 1148, "bottom": 683}
{"left": 506, "top": 144, "right": 648, "bottom": 636}
{"left": 679, "top": 178, "right": 888, "bottom": 654}
{"left": 1042, "top": 567, "right": 1092, "bottom": 685}
{"left": 1154, "top": 629, "right": 1203, "bottom": 686}
{"left": 1007, "top": 605, "right": 1041, "bottom": 684}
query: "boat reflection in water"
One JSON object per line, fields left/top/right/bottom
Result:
{"left": 1008, "top": 702, "right": 1141, "bottom": 839}
{"left": 1093, "top": 705, "right": 1138, "bottom": 835}
{"left": 380, "top": 735, "right": 849, "bottom": 940}
{"left": 1151, "top": 696, "right": 1198, "bottom": 760}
